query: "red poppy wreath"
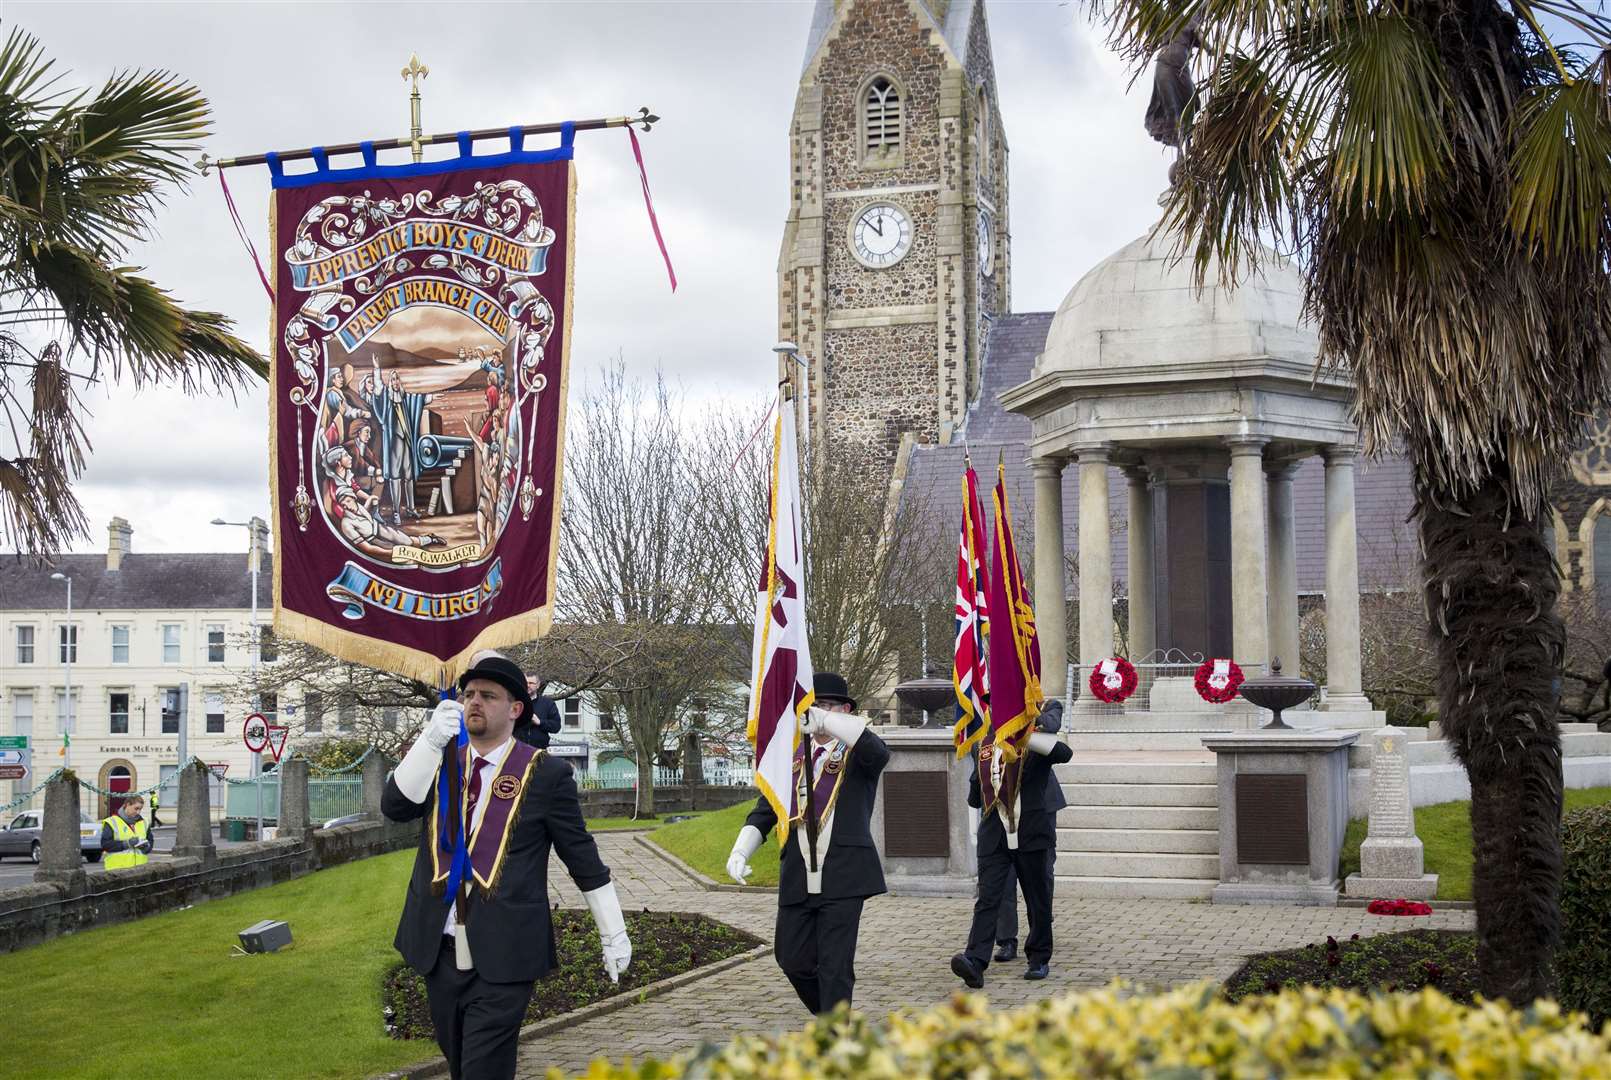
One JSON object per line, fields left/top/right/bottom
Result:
{"left": 1088, "top": 657, "right": 1138, "bottom": 704}
{"left": 1194, "top": 658, "right": 1244, "bottom": 704}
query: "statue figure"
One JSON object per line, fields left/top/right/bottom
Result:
{"left": 1144, "top": 18, "right": 1202, "bottom": 151}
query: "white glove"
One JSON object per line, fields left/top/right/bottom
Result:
{"left": 582, "top": 881, "right": 631, "bottom": 982}
{"left": 391, "top": 700, "right": 464, "bottom": 803}
{"left": 726, "top": 824, "right": 763, "bottom": 884}
{"left": 1028, "top": 732, "right": 1061, "bottom": 756}
{"left": 804, "top": 706, "right": 866, "bottom": 747}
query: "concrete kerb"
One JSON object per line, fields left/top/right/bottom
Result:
{"left": 383, "top": 941, "right": 773, "bottom": 1080}
{"left": 633, "top": 834, "right": 776, "bottom": 895}
{"left": 1338, "top": 898, "right": 1474, "bottom": 911}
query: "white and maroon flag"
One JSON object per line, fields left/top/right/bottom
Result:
{"left": 747, "top": 392, "right": 815, "bottom": 844}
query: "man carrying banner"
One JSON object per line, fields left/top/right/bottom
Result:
{"left": 989, "top": 698, "right": 1067, "bottom": 962}
{"left": 382, "top": 653, "right": 630, "bottom": 1080}
{"left": 727, "top": 672, "right": 889, "bottom": 1015}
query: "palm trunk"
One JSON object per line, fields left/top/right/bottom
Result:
{"left": 1418, "top": 465, "right": 1565, "bottom": 1002}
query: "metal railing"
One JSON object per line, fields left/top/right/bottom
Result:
{"left": 573, "top": 765, "right": 755, "bottom": 790}
{"left": 223, "top": 777, "right": 363, "bottom": 824}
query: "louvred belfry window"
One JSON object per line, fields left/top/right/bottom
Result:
{"left": 865, "top": 77, "right": 901, "bottom": 154}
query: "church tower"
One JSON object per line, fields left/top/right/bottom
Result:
{"left": 779, "top": 0, "right": 1010, "bottom": 476}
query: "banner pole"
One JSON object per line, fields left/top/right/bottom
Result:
{"left": 403, "top": 54, "right": 429, "bottom": 164}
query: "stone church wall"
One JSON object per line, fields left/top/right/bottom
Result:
{"left": 823, "top": 321, "right": 941, "bottom": 472}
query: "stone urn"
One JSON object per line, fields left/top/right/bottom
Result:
{"left": 893, "top": 668, "right": 954, "bottom": 728}
{"left": 1237, "top": 658, "right": 1317, "bottom": 729}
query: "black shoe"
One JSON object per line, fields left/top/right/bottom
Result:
{"left": 951, "top": 952, "right": 985, "bottom": 989}
{"left": 994, "top": 940, "right": 1018, "bottom": 963}
{"left": 1023, "top": 962, "right": 1050, "bottom": 981}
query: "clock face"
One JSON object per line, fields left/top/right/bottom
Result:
{"left": 850, "top": 203, "right": 913, "bottom": 269}
{"left": 976, "top": 209, "right": 994, "bottom": 277}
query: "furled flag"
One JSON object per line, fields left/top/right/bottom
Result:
{"left": 747, "top": 391, "right": 815, "bottom": 845}
{"left": 986, "top": 462, "right": 1042, "bottom": 758}
{"left": 953, "top": 463, "right": 991, "bottom": 758}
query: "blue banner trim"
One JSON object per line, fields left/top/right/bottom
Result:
{"left": 270, "top": 123, "right": 576, "bottom": 189}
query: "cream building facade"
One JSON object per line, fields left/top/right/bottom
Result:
{"left": 0, "top": 519, "right": 276, "bottom": 818}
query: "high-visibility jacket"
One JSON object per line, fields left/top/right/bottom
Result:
{"left": 102, "top": 815, "right": 150, "bottom": 870}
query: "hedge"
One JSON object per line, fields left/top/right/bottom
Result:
{"left": 1560, "top": 803, "right": 1611, "bottom": 1028}
{"left": 563, "top": 981, "right": 1611, "bottom": 1079}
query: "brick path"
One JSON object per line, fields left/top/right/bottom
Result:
{"left": 507, "top": 834, "right": 1475, "bottom": 1078}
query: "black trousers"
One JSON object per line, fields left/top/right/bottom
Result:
{"left": 423, "top": 936, "right": 535, "bottom": 1080}
{"left": 967, "top": 847, "right": 1054, "bottom": 967}
{"left": 773, "top": 895, "right": 865, "bottom": 1014}
{"left": 995, "top": 846, "right": 1057, "bottom": 944}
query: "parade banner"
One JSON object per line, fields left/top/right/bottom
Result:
{"left": 269, "top": 129, "right": 576, "bottom": 683}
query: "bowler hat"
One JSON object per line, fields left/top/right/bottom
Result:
{"left": 456, "top": 654, "right": 533, "bottom": 723}
{"left": 813, "top": 671, "right": 857, "bottom": 711}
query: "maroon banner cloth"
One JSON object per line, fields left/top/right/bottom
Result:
{"left": 268, "top": 144, "right": 575, "bottom": 682}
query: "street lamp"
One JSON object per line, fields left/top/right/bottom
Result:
{"left": 213, "top": 517, "right": 265, "bottom": 839}
{"left": 49, "top": 572, "right": 71, "bottom": 769}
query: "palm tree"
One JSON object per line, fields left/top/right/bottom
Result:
{"left": 1094, "top": 2, "right": 1611, "bottom": 1003}
{"left": 0, "top": 25, "right": 263, "bottom": 557}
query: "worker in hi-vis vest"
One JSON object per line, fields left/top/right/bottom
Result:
{"left": 100, "top": 794, "right": 153, "bottom": 870}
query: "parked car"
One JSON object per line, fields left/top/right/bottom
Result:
{"left": 0, "top": 809, "right": 105, "bottom": 863}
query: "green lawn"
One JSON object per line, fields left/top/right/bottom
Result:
{"left": 650, "top": 800, "right": 779, "bottom": 888}
{"left": 1340, "top": 786, "right": 1611, "bottom": 901}
{"left": 0, "top": 849, "right": 427, "bottom": 1080}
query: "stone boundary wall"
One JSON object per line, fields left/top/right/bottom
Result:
{"left": 579, "top": 785, "right": 753, "bottom": 819}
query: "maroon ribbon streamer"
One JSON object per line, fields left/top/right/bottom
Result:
{"left": 626, "top": 126, "right": 677, "bottom": 292}
{"left": 218, "top": 170, "right": 275, "bottom": 302}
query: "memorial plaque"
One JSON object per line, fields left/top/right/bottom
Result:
{"left": 1236, "top": 773, "right": 1309, "bottom": 865}
{"left": 1367, "top": 730, "right": 1414, "bottom": 838}
{"left": 882, "top": 770, "right": 949, "bottom": 858}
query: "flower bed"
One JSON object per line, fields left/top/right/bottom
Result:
{"left": 1223, "top": 929, "right": 1477, "bottom": 1003}
{"left": 382, "top": 910, "right": 762, "bottom": 1040}
{"left": 571, "top": 979, "right": 1611, "bottom": 1079}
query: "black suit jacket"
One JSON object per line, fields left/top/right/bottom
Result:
{"left": 969, "top": 739, "right": 1073, "bottom": 856}
{"left": 382, "top": 749, "right": 610, "bottom": 983}
{"left": 513, "top": 696, "right": 564, "bottom": 750}
{"left": 745, "top": 729, "right": 889, "bottom": 905}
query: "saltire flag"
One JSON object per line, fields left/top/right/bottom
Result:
{"left": 952, "top": 464, "right": 991, "bottom": 758}
{"left": 747, "top": 392, "right": 815, "bottom": 845}
{"left": 268, "top": 126, "right": 579, "bottom": 685}
{"left": 986, "top": 462, "right": 1042, "bottom": 759}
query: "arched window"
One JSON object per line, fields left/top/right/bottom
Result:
{"left": 975, "top": 86, "right": 990, "bottom": 181}
{"left": 863, "top": 76, "right": 902, "bottom": 163}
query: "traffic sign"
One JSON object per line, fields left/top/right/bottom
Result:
{"left": 207, "top": 762, "right": 230, "bottom": 779}
{"left": 266, "top": 725, "right": 290, "bottom": 762}
{"left": 0, "top": 750, "right": 23, "bottom": 766}
{"left": 0, "top": 736, "right": 27, "bottom": 750}
{"left": 243, "top": 713, "right": 269, "bottom": 753}
{"left": 0, "top": 764, "right": 28, "bottom": 781}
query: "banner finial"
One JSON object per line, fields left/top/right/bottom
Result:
{"left": 402, "top": 53, "right": 430, "bottom": 163}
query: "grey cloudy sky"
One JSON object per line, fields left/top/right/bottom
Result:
{"left": 12, "top": 0, "right": 1170, "bottom": 556}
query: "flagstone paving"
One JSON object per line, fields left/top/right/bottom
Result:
{"left": 495, "top": 834, "right": 1475, "bottom": 1077}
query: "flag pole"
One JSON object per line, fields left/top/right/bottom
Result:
{"left": 779, "top": 379, "right": 820, "bottom": 874}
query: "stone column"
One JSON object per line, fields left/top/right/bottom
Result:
{"left": 35, "top": 773, "right": 86, "bottom": 887}
{"left": 1265, "top": 459, "right": 1302, "bottom": 675}
{"left": 171, "top": 760, "right": 216, "bottom": 865}
{"left": 279, "top": 757, "right": 312, "bottom": 841}
{"left": 362, "top": 752, "right": 391, "bottom": 821}
{"left": 1031, "top": 457, "right": 1069, "bottom": 698}
{"left": 1125, "top": 466, "right": 1155, "bottom": 662}
{"left": 1075, "top": 444, "right": 1114, "bottom": 711}
{"left": 1226, "top": 436, "right": 1271, "bottom": 670}
{"left": 1323, "top": 446, "right": 1371, "bottom": 710}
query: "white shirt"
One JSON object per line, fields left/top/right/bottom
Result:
{"left": 443, "top": 736, "right": 514, "bottom": 936}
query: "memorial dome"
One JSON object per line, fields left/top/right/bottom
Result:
{"left": 1035, "top": 225, "right": 1318, "bottom": 377}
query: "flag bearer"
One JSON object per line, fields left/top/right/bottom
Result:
{"left": 100, "top": 794, "right": 153, "bottom": 870}
{"left": 990, "top": 699, "right": 1067, "bottom": 961}
{"left": 726, "top": 671, "right": 889, "bottom": 1015}
{"left": 952, "top": 707, "right": 1073, "bottom": 985}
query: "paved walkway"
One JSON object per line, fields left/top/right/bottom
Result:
{"left": 512, "top": 834, "right": 1474, "bottom": 1077}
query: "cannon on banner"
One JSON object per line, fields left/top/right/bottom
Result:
{"left": 417, "top": 433, "right": 475, "bottom": 470}
{"left": 415, "top": 433, "right": 476, "bottom": 515}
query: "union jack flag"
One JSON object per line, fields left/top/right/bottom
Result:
{"left": 952, "top": 464, "right": 991, "bottom": 758}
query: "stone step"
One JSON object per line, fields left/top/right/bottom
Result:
{"left": 1055, "top": 759, "right": 1217, "bottom": 785}
{"left": 1067, "top": 731, "right": 1236, "bottom": 752}
{"left": 1058, "top": 827, "right": 1219, "bottom": 854}
{"left": 1058, "top": 804, "right": 1218, "bottom": 830}
{"left": 1055, "top": 874, "right": 1218, "bottom": 900}
{"left": 1060, "top": 782, "right": 1218, "bottom": 807}
{"left": 1066, "top": 711, "right": 1266, "bottom": 732}
{"left": 1060, "top": 850, "right": 1220, "bottom": 879}
{"left": 1352, "top": 730, "right": 1611, "bottom": 769}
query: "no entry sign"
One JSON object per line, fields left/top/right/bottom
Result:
{"left": 243, "top": 713, "right": 269, "bottom": 754}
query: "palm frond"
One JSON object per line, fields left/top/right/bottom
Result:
{"left": 1508, "top": 53, "right": 1611, "bottom": 258}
